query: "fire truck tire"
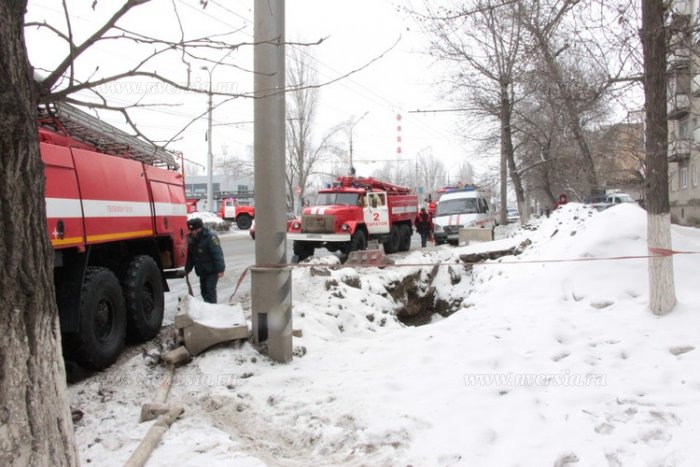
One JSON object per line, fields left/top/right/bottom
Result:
{"left": 383, "top": 226, "right": 400, "bottom": 254}
{"left": 66, "top": 267, "right": 126, "bottom": 370}
{"left": 236, "top": 214, "right": 253, "bottom": 230}
{"left": 349, "top": 230, "right": 367, "bottom": 252}
{"left": 122, "top": 255, "right": 164, "bottom": 342}
{"left": 398, "top": 224, "right": 412, "bottom": 252}
{"left": 293, "top": 241, "right": 314, "bottom": 262}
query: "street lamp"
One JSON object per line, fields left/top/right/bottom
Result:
{"left": 201, "top": 65, "right": 215, "bottom": 213}
{"left": 200, "top": 50, "right": 234, "bottom": 212}
{"left": 348, "top": 111, "right": 369, "bottom": 175}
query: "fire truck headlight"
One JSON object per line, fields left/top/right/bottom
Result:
{"left": 340, "top": 224, "right": 350, "bottom": 231}
{"left": 292, "top": 221, "right": 301, "bottom": 230}
{"left": 434, "top": 224, "right": 443, "bottom": 232}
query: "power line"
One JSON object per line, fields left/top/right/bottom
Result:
{"left": 205, "top": 0, "right": 465, "bottom": 149}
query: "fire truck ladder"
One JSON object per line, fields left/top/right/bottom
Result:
{"left": 38, "top": 101, "right": 181, "bottom": 170}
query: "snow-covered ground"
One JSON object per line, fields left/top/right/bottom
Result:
{"left": 70, "top": 204, "right": 700, "bottom": 466}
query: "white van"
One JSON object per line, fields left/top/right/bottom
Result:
{"left": 432, "top": 189, "right": 496, "bottom": 245}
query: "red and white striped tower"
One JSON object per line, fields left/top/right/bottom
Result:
{"left": 396, "top": 113, "right": 402, "bottom": 156}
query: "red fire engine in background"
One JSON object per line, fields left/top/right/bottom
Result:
{"left": 39, "top": 102, "right": 188, "bottom": 370}
{"left": 217, "top": 197, "right": 255, "bottom": 230}
{"left": 287, "top": 176, "right": 418, "bottom": 261}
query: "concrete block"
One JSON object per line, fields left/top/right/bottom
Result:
{"left": 345, "top": 248, "right": 395, "bottom": 266}
{"left": 458, "top": 227, "right": 494, "bottom": 246}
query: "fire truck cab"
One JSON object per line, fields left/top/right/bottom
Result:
{"left": 218, "top": 198, "right": 255, "bottom": 230}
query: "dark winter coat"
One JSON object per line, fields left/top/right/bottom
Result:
{"left": 185, "top": 227, "right": 226, "bottom": 276}
{"left": 415, "top": 211, "right": 433, "bottom": 234}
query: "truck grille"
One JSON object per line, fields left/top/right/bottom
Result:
{"left": 443, "top": 225, "right": 463, "bottom": 235}
{"left": 301, "top": 214, "right": 335, "bottom": 233}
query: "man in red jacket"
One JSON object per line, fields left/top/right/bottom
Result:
{"left": 414, "top": 207, "right": 434, "bottom": 248}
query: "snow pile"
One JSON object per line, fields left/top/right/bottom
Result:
{"left": 178, "top": 295, "right": 246, "bottom": 329}
{"left": 70, "top": 203, "right": 700, "bottom": 466}
{"left": 188, "top": 211, "right": 224, "bottom": 225}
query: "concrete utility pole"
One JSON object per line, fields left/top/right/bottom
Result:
{"left": 252, "top": 0, "right": 292, "bottom": 362}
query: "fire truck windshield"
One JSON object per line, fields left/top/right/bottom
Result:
{"left": 316, "top": 192, "right": 360, "bottom": 206}
{"left": 436, "top": 198, "right": 479, "bottom": 216}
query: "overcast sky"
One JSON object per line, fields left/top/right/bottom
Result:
{"left": 26, "top": 0, "right": 482, "bottom": 183}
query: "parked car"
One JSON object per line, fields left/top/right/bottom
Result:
{"left": 250, "top": 212, "right": 297, "bottom": 240}
{"left": 590, "top": 193, "right": 637, "bottom": 212}
{"left": 607, "top": 193, "right": 636, "bottom": 205}
{"left": 507, "top": 208, "right": 520, "bottom": 223}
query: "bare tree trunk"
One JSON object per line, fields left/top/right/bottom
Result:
{"left": 0, "top": 2, "right": 79, "bottom": 465}
{"left": 500, "top": 138, "right": 508, "bottom": 225}
{"left": 641, "top": 0, "right": 676, "bottom": 315}
{"left": 501, "top": 83, "right": 528, "bottom": 224}
{"left": 542, "top": 164, "right": 557, "bottom": 208}
{"left": 527, "top": 23, "right": 599, "bottom": 197}
{"left": 498, "top": 88, "right": 513, "bottom": 225}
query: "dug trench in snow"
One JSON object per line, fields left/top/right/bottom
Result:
{"left": 385, "top": 266, "right": 464, "bottom": 326}
{"left": 388, "top": 239, "right": 532, "bottom": 326}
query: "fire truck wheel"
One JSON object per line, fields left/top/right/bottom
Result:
{"left": 398, "top": 224, "right": 412, "bottom": 252}
{"left": 122, "top": 255, "right": 164, "bottom": 342}
{"left": 383, "top": 226, "right": 400, "bottom": 254}
{"left": 349, "top": 230, "right": 367, "bottom": 252}
{"left": 293, "top": 240, "right": 314, "bottom": 262}
{"left": 66, "top": 267, "right": 126, "bottom": 370}
{"left": 236, "top": 214, "right": 253, "bottom": 230}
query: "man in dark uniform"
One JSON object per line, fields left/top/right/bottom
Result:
{"left": 185, "top": 217, "right": 226, "bottom": 303}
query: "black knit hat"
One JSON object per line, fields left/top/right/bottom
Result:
{"left": 187, "top": 217, "right": 204, "bottom": 229}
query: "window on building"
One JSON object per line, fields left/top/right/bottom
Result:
{"left": 679, "top": 117, "right": 690, "bottom": 139}
{"left": 680, "top": 166, "right": 688, "bottom": 189}
{"left": 676, "top": 71, "right": 691, "bottom": 95}
{"left": 237, "top": 184, "right": 249, "bottom": 194}
{"left": 670, "top": 172, "right": 676, "bottom": 192}
{"left": 692, "top": 164, "right": 698, "bottom": 187}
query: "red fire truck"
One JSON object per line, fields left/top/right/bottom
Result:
{"left": 39, "top": 102, "right": 188, "bottom": 370}
{"left": 217, "top": 197, "right": 255, "bottom": 230}
{"left": 287, "top": 176, "right": 418, "bottom": 261}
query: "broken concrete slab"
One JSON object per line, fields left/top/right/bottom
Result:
{"left": 175, "top": 295, "right": 249, "bottom": 356}
{"left": 345, "top": 248, "right": 395, "bottom": 266}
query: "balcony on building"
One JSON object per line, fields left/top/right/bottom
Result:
{"left": 693, "top": 74, "right": 700, "bottom": 97}
{"left": 668, "top": 47, "right": 690, "bottom": 72}
{"left": 669, "top": 138, "right": 691, "bottom": 162}
{"left": 672, "top": 0, "right": 692, "bottom": 16}
{"left": 668, "top": 93, "right": 691, "bottom": 120}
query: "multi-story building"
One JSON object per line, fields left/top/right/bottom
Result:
{"left": 668, "top": 0, "right": 700, "bottom": 226}
{"left": 185, "top": 173, "right": 254, "bottom": 212}
{"left": 592, "top": 122, "right": 645, "bottom": 201}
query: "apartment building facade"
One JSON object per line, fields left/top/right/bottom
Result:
{"left": 668, "top": 0, "right": 700, "bottom": 226}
